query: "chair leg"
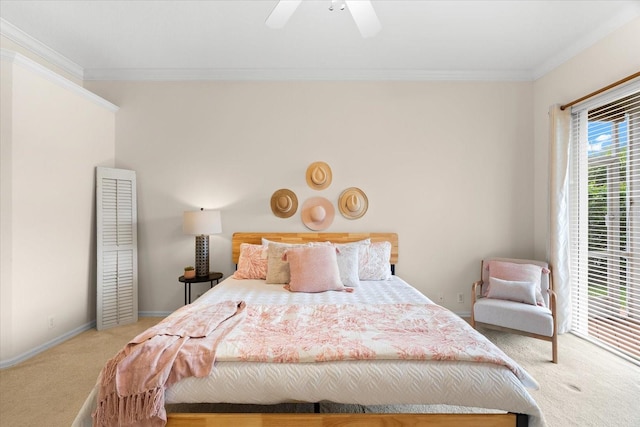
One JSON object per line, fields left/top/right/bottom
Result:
{"left": 552, "top": 333, "right": 558, "bottom": 364}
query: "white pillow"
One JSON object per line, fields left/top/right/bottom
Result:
{"left": 334, "top": 244, "right": 360, "bottom": 287}
{"left": 358, "top": 241, "right": 391, "bottom": 281}
{"left": 487, "top": 276, "right": 538, "bottom": 305}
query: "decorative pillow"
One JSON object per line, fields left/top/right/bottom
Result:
{"left": 487, "top": 277, "right": 538, "bottom": 305}
{"left": 486, "top": 261, "right": 547, "bottom": 306}
{"left": 334, "top": 244, "right": 360, "bottom": 287}
{"left": 358, "top": 241, "right": 392, "bottom": 281}
{"left": 338, "top": 238, "right": 371, "bottom": 247}
{"left": 284, "top": 245, "right": 350, "bottom": 293}
{"left": 265, "top": 242, "right": 303, "bottom": 284}
{"left": 232, "top": 243, "right": 267, "bottom": 279}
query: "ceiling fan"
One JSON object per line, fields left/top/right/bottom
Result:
{"left": 266, "top": 0, "right": 381, "bottom": 38}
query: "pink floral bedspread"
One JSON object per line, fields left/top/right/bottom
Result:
{"left": 221, "top": 303, "right": 529, "bottom": 384}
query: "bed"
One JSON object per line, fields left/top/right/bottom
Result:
{"left": 74, "top": 232, "right": 545, "bottom": 427}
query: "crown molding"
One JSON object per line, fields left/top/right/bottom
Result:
{"left": 532, "top": 3, "right": 640, "bottom": 80}
{"left": 1, "top": 49, "right": 118, "bottom": 112}
{"left": 83, "top": 67, "right": 533, "bottom": 82}
{"left": 0, "top": 17, "right": 533, "bottom": 82}
{"left": 0, "top": 18, "right": 84, "bottom": 81}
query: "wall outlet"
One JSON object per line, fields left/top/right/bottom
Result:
{"left": 457, "top": 293, "right": 464, "bottom": 303}
{"left": 48, "top": 316, "right": 55, "bottom": 329}
{"left": 437, "top": 293, "right": 444, "bottom": 302}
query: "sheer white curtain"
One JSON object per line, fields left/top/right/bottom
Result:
{"left": 549, "top": 104, "right": 572, "bottom": 334}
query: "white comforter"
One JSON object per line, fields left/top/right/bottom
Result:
{"left": 73, "top": 276, "right": 546, "bottom": 427}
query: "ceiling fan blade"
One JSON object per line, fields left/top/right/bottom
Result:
{"left": 345, "top": 0, "right": 381, "bottom": 38}
{"left": 265, "top": 0, "right": 303, "bottom": 29}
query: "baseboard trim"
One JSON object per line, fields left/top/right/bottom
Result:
{"left": 139, "top": 311, "right": 172, "bottom": 318}
{"left": 0, "top": 320, "right": 96, "bottom": 369}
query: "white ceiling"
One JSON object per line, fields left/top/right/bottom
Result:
{"left": 1, "top": 0, "right": 639, "bottom": 81}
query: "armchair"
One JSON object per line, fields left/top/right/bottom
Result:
{"left": 471, "top": 257, "right": 558, "bottom": 363}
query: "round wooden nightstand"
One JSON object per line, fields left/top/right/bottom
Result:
{"left": 178, "top": 272, "right": 223, "bottom": 305}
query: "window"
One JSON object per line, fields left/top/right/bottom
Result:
{"left": 570, "top": 82, "right": 640, "bottom": 364}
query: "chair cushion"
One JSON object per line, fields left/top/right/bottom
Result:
{"left": 473, "top": 297, "right": 554, "bottom": 337}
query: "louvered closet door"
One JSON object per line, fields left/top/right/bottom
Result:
{"left": 96, "top": 167, "right": 138, "bottom": 330}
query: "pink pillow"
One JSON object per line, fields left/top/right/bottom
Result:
{"left": 232, "top": 243, "right": 267, "bottom": 279}
{"left": 283, "top": 245, "right": 352, "bottom": 293}
{"left": 486, "top": 261, "right": 547, "bottom": 306}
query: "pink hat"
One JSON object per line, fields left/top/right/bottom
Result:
{"left": 301, "top": 197, "right": 335, "bottom": 231}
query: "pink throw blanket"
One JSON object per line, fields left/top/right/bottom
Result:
{"left": 221, "top": 303, "right": 530, "bottom": 385}
{"left": 92, "top": 300, "right": 245, "bottom": 427}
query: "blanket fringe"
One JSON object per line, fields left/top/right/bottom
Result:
{"left": 93, "top": 387, "right": 164, "bottom": 426}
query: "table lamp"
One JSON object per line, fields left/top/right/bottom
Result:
{"left": 183, "top": 209, "right": 222, "bottom": 277}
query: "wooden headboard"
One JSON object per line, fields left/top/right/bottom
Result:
{"left": 232, "top": 232, "right": 398, "bottom": 265}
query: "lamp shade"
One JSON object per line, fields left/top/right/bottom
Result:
{"left": 183, "top": 209, "right": 222, "bottom": 235}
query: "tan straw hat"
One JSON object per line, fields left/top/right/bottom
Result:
{"left": 301, "top": 197, "right": 335, "bottom": 231}
{"left": 270, "top": 189, "right": 298, "bottom": 218}
{"left": 306, "top": 161, "right": 332, "bottom": 190}
{"left": 338, "top": 187, "right": 368, "bottom": 219}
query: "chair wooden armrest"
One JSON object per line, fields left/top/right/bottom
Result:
{"left": 547, "top": 288, "right": 557, "bottom": 311}
{"left": 472, "top": 280, "right": 483, "bottom": 302}
{"left": 470, "top": 280, "right": 483, "bottom": 327}
{"left": 547, "top": 288, "right": 558, "bottom": 363}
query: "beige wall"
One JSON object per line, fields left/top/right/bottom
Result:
{"left": 85, "top": 80, "right": 535, "bottom": 314}
{"left": 0, "top": 52, "right": 116, "bottom": 364}
{"left": 532, "top": 16, "right": 640, "bottom": 260}
{"left": 0, "top": 54, "right": 14, "bottom": 362}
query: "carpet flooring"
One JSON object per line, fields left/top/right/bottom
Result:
{"left": 0, "top": 317, "right": 638, "bottom": 427}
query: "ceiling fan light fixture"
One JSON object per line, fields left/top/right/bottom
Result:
{"left": 329, "top": 0, "right": 346, "bottom": 12}
{"left": 266, "top": 0, "right": 381, "bottom": 38}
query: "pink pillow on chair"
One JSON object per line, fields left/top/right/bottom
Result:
{"left": 283, "top": 245, "right": 352, "bottom": 293}
{"left": 485, "top": 260, "right": 548, "bottom": 306}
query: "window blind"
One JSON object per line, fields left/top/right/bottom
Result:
{"left": 570, "top": 81, "right": 640, "bottom": 364}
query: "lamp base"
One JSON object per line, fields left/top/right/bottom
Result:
{"left": 195, "top": 235, "right": 209, "bottom": 277}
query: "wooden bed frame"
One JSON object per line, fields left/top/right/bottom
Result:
{"left": 166, "top": 232, "right": 529, "bottom": 427}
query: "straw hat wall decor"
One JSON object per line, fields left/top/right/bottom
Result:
{"left": 270, "top": 189, "right": 298, "bottom": 218}
{"left": 306, "top": 161, "right": 332, "bottom": 190}
{"left": 338, "top": 187, "right": 368, "bottom": 219}
{"left": 270, "top": 162, "right": 368, "bottom": 227}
